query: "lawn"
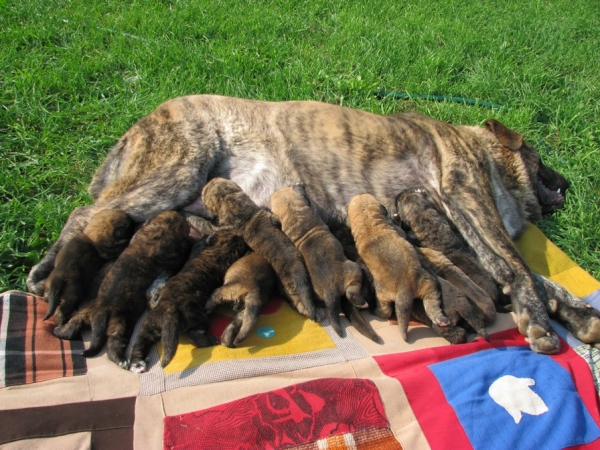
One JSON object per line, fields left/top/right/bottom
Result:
{"left": 1, "top": 0, "right": 599, "bottom": 291}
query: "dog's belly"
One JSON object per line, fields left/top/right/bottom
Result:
{"left": 208, "top": 147, "right": 439, "bottom": 220}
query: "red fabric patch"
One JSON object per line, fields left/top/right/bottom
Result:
{"left": 374, "top": 328, "right": 600, "bottom": 450}
{"left": 163, "top": 378, "right": 390, "bottom": 450}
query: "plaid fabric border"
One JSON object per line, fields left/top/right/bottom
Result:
{"left": 0, "top": 292, "right": 87, "bottom": 387}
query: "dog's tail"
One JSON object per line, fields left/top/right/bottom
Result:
{"left": 43, "top": 278, "right": 65, "bottom": 320}
{"left": 83, "top": 309, "right": 110, "bottom": 357}
{"left": 159, "top": 311, "right": 180, "bottom": 368}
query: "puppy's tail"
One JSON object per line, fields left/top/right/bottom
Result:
{"left": 159, "top": 311, "right": 180, "bottom": 368}
{"left": 43, "top": 279, "right": 65, "bottom": 320}
{"left": 83, "top": 309, "right": 110, "bottom": 357}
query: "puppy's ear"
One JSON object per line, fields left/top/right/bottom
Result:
{"left": 485, "top": 119, "right": 523, "bottom": 151}
{"left": 269, "top": 212, "right": 282, "bottom": 230}
{"left": 292, "top": 184, "right": 311, "bottom": 206}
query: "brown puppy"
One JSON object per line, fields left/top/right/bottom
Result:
{"left": 333, "top": 220, "right": 491, "bottom": 343}
{"left": 201, "top": 178, "right": 319, "bottom": 322}
{"left": 395, "top": 189, "right": 502, "bottom": 305}
{"left": 43, "top": 209, "right": 134, "bottom": 325}
{"left": 415, "top": 247, "right": 497, "bottom": 325}
{"left": 74, "top": 210, "right": 192, "bottom": 369}
{"left": 347, "top": 193, "right": 449, "bottom": 341}
{"left": 26, "top": 95, "right": 578, "bottom": 354}
{"left": 411, "top": 278, "right": 488, "bottom": 344}
{"left": 206, "top": 252, "right": 276, "bottom": 348}
{"left": 270, "top": 185, "right": 374, "bottom": 338}
{"left": 129, "top": 231, "right": 248, "bottom": 372}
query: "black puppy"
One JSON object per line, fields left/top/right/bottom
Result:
{"left": 60, "top": 211, "right": 192, "bottom": 369}
{"left": 44, "top": 209, "right": 133, "bottom": 325}
{"left": 129, "top": 231, "right": 248, "bottom": 372}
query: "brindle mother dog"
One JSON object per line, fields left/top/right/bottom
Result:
{"left": 28, "top": 94, "right": 596, "bottom": 354}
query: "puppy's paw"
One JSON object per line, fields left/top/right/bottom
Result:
{"left": 432, "top": 323, "right": 468, "bottom": 345}
{"left": 129, "top": 360, "right": 148, "bottom": 374}
{"left": 116, "top": 358, "right": 131, "bottom": 370}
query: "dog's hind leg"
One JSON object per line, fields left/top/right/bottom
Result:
{"left": 394, "top": 285, "right": 415, "bottom": 341}
{"left": 340, "top": 299, "right": 380, "bottom": 343}
{"left": 129, "top": 314, "right": 163, "bottom": 373}
{"left": 105, "top": 315, "right": 133, "bottom": 370}
{"left": 322, "top": 292, "right": 344, "bottom": 337}
{"left": 27, "top": 205, "right": 95, "bottom": 295}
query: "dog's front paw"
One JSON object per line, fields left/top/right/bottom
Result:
{"left": 517, "top": 308, "right": 561, "bottom": 354}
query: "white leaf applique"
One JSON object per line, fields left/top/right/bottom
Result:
{"left": 488, "top": 375, "right": 549, "bottom": 424}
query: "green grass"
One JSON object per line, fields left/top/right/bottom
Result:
{"left": 2, "top": 0, "right": 600, "bottom": 291}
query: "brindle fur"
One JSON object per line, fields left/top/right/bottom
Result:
{"left": 77, "top": 211, "right": 192, "bottom": 369}
{"left": 270, "top": 185, "right": 368, "bottom": 337}
{"left": 415, "top": 248, "right": 492, "bottom": 340}
{"left": 44, "top": 209, "right": 134, "bottom": 325}
{"left": 534, "top": 274, "right": 600, "bottom": 346}
{"left": 129, "top": 231, "right": 248, "bottom": 372}
{"left": 27, "top": 95, "right": 576, "bottom": 353}
{"left": 205, "top": 252, "right": 276, "bottom": 348}
{"left": 348, "top": 193, "right": 450, "bottom": 341}
{"left": 395, "top": 189, "right": 502, "bottom": 305}
{"left": 201, "top": 178, "right": 318, "bottom": 321}
{"left": 53, "top": 261, "right": 114, "bottom": 340}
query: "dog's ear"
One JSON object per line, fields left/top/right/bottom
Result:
{"left": 485, "top": 119, "right": 523, "bottom": 151}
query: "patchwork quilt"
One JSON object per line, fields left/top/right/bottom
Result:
{"left": 1, "top": 223, "right": 600, "bottom": 450}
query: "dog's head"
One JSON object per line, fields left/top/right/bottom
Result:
{"left": 485, "top": 119, "right": 570, "bottom": 219}
{"left": 202, "top": 178, "right": 257, "bottom": 228}
{"left": 83, "top": 209, "right": 134, "bottom": 259}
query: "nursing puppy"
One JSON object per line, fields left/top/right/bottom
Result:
{"left": 270, "top": 185, "right": 368, "bottom": 337}
{"left": 28, "top": 94, "right": 582, "bottom": 353}
{"left": 80, "top": 210, "right": 192, "bottom": 369}
{"left": 332, "top": 219, "right": 491, "bottom": 342}
{"left": 43, "top": 209, "right": 134, "bottom": 325}
{"left": 395, "top": 189, "right": 501, "bottom": 305}
{"left": 411, "top": 277, "right": 488, "bottom": 344}
{"left": 415, "top": 250, "right": 491, "bottom": 341}
{"left": 415, "top": 246, "right": 497, "bottom": 325}
{"left": 206, "top": 252, "right": 276, "bottom": 348}
{"left": 347, "top": 193, "right": 450, "bottom": 341}
{"left": 129, "top": 231, "right": 248, "bottom": 372}
{"left": 201, "top": 178, "right": 319, "bottom": 322}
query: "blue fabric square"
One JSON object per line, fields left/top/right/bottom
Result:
{"left": 428, "top": 346, "right": 600, "bottom": 450}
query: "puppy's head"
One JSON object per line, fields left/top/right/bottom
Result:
{"left": 83, "top": 209, "right": 134, "bottom": 259}
{"left": 202, "top": 178, "right": 257, "bottom": 228}
{"left": 270, "top": 185, "right": 312, "bottom": 225}
{"left": 132, "top": 210, "right": 190, "bottom": 257}
{"left": 348, "top": 194, "right": 389, "bottom": 225}
{"left": 484, "top": 119, "right": 570, "bottom": 219}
